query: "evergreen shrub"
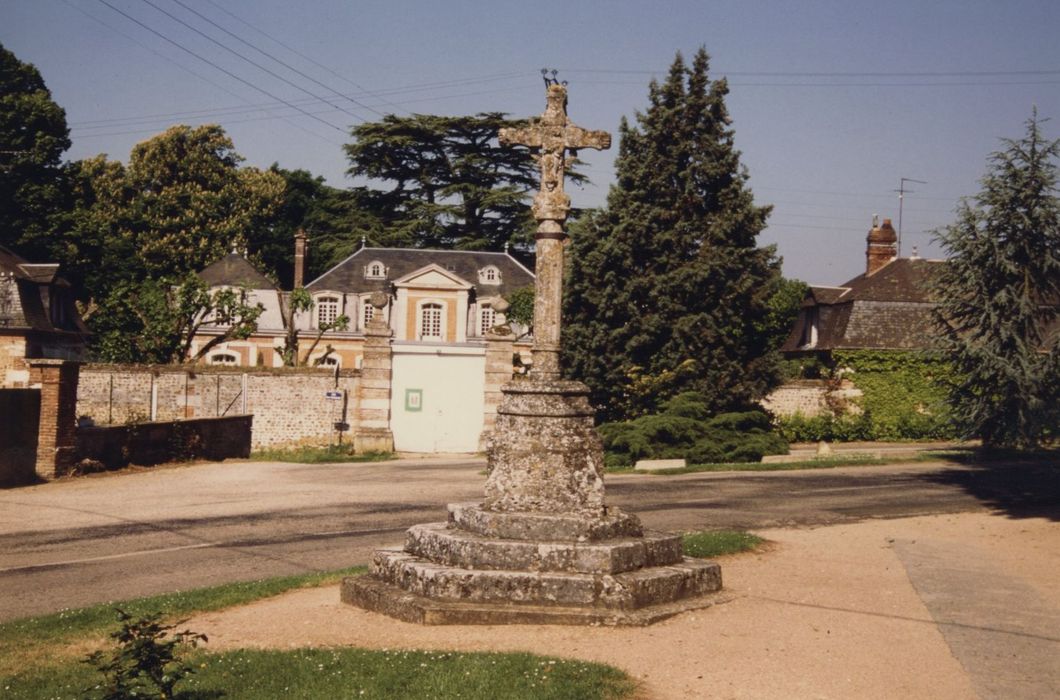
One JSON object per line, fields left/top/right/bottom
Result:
{"left": 599, "top": 392, "right": 788, "bottom": 466}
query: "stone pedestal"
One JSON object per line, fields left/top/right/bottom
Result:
{"left": 341, "top": 378, "right": 725, "bottom": 625}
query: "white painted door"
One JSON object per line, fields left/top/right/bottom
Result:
{"left": 390, "top": 345, "right": 485, "bottom": 453}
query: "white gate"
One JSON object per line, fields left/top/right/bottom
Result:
{"left": 389, "top": 343, "right": 485, "bottom": 453}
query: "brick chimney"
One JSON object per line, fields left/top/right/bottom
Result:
{"left": 293, "top": 228, "right": 307, "bottom": 288}
{"left": 866, "top": 216, "right": 897, "bottom": 276}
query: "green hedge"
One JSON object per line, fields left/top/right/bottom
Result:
{"left": 599, "top": 392, "right": 788, "bottom": 467}
{"left": 775, "top": 350, "right": 958, "bottom": 442}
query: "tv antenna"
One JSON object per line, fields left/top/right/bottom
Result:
{"left": 895, "top": 177, "right": 926, "bottom": 257}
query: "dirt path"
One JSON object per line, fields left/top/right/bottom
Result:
{"left": 189, "top": 512, "right": 1058, "bottom": 699}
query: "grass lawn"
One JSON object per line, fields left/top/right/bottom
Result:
{"left": 0, "top": 566, "right": 635, "bottom": 700}
{"left": 4, "top": 648, "right": 634, "bottom": 700}
{"left": 682, "top": 530, "right": 765, "bottom": 558}
{"left": 606, "top": 450, "right": 976, "bottom": 475}
{"left": 249, "top": 445, "right": 395, "bottom": 463}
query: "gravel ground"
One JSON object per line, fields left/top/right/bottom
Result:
{"left": 188, "top": 511, "right": 1060, "bottom": 699}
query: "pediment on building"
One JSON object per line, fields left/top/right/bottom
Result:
{"left": 392, "top": 263, "right": 473, "bottom": 291}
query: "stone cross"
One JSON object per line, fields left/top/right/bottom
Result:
{"left": 499, "top": 84, "right": 610, "bottom": 380}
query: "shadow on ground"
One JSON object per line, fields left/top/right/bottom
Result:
{"left": 918, "top": 452, "right": 1060, "bottom": 521}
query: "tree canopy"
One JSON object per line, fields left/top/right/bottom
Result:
{"left": 933, "top": 111, "right": 1060, "bottom": 449}
{"left": 65, "top": 125, "right": 286, "bottom": 362}
{"left": 345, "top": 112, "right": 586, "bottom": 251}
{"left": 0, "top": 42, "right": 71, "bottom": 257}
{"left": 563, "top": 49, "right": 783, "bottom": 421}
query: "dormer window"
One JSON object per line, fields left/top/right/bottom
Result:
{"left": 479, "top": 265, "right": 501, "bottom": 285}
{"left": 316, "top": 295, "right": 340, "bottom": 328}
{"left": 798, "top": 308, "right": 819, "bottom": 349}
{"left": 365, "top": 261, "right": 386, "bottom": 279}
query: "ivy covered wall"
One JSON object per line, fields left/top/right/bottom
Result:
{"left": 776, "top": 350, "right": 959, "bottom": 441}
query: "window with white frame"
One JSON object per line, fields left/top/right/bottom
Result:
{"left": 479, "top": 265, "right": 501, "bottom": 285}
{"left": 418, "top": 302, "right": 444, "bottom": 341}
{"left": 365, "top": 261, "right": 386, "bottom": 279}
{"left": 316, "top": 295, "right": 340, "bottom": 327}
{"left": 208, "top": 352, "right": 238, "bottom": 365}
{"left": 362, "top": 297, "right": 375, "bottom": 329}
{"left": 479, "top": 303, "right": 495, "bottom": 336}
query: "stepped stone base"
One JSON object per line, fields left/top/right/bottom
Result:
{"left": 342, "top": 378, "right": 724, "bottom": 626}
{"left": 341, "top": 507, "right": 724, "bottom": 625}
{"left": 342, "top": 574, "right": 731, "bottom": 626}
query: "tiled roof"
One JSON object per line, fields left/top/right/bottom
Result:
{"left": 197, "top": 253, "right": 278, "bottom": 290}
{"left": 307, "top": 247, "right": 534, "bottom": 296}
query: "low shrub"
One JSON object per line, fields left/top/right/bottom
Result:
{"left": 599, "top": 392, "right": 788, "bottom": 466}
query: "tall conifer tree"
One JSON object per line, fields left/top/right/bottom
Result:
{"left": 933, "top": 112, "right": 1060, "bottom": 449}
{"left": 564, "top": 49, "right": 781, "bottom": 420}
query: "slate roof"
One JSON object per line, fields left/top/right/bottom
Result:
{"left": 783, "top": 258, "right": 945, "bottom": 352}
{"left": 0, "top": 244, "right": 86, "bottom": 334}
{"left": 197, "top": 253, "right": 278, "bottom": 290}
{"left": 307, "top": 247, "right": 535, "bottom": 297}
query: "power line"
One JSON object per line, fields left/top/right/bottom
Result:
{"left": 68, "top": 74, "right": 537, "bottom": 133}
{"left": 94, "top": 0, "right": 346, "bottom": 139}
{"left": 167, "top": 0, "right": 386, "bottom": 119}
{"left": 200, "top": 0, "right": 407, "bottom": 116}
{"left": 560, "top": 67, "right": 1060, "bottom": 78}
{"left": 137, "top": 0, "right": 364, "bottom": 124}
{"left": 69, "top": 0, "right": 342, "bottom": 147}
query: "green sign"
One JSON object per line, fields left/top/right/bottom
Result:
{"left": 405, "top": 388, "right": 423, "bottom": 412}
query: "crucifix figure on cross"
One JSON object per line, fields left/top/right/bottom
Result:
{"left": 499, "top": 84, "right": 611, "bottom": 380}
{"left": 500, "top": 85, "right": 611, "bottom": 234}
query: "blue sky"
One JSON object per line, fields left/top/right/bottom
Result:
{"left": 3, "top": 0, "right": 1059, "bottom": 283}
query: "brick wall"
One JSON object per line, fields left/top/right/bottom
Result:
{"left": 77, "top": 415, "right": 252, "bottom": 469}
{"left": 0, "top": 388, "right": 40, "bottom": 486}
{"left": 77, "top": 365, "right": 361, "bottom": 449}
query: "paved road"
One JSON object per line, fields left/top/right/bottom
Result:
{"left": 0, "top": 456, "right": 1055, "bottom": 623}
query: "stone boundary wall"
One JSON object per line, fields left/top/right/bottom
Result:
{"left": 761, "top": 380, "right": 831, "bottom": 418}
{"left": 76, "top": 415, "right": 252, "bottom": 469}
{"left": 0, "top": 388, "right": 40, "bottom": 486}
{"left": 77, "top": 365, "right": 362, "bottom": 449}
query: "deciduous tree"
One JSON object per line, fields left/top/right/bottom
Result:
{"left": 0, "top": 43, "right": 70, "bottom": 256}
{"left": 933, "top": 112, "right": 1060, "bottom": 449}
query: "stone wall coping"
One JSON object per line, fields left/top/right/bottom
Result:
{"left": 82, "top": 363, "right": 360, "bottom": 378}
{"left": 78, "top": 414, "right": 253, "bottom": 431}
{"left": 27, "top": 358, "right": 84, "bottom": 367}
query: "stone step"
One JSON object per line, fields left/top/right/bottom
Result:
{"left": 370, "top": 548, "right": 722, "bottom": 610}
{"left": 342, "top": 573, "right": 733, "bottom": 626}
{"left": 405, "top": 522, "right": 683, "bottom": 574}
{"left": 447, "top": 501, "right": 644, "bottom": 542}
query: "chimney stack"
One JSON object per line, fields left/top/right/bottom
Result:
{"left": 866, "top": 217, "right": 897, "bottom": 276}
{"left": 293, "top": 228, "right": 307, "bottom": 288}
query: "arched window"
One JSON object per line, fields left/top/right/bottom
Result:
{"left": 479, "top": 265, "right": 501, "bottom": 285}
{"left": 316, "top": 295, "right": 340, "bottom": 328}
{"left": 418, "top": 302, "right": 444, "bottom": 341}
{"left": 208, "top": 352, "right": 238, "bottom": 365}
{"left": 479, "top": 304, "right": 495, "bottom": 336}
